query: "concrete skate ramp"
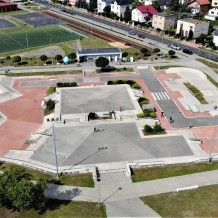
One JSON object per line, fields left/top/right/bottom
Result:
{"left": 166, "top": 67, "right": 207, "bottom": 80}
{"left": 0, "top": 76, "right": 21, "bottom": 103}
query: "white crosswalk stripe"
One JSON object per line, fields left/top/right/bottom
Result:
{"left": 151, "top": 92, "right": 171, "bottom": 101}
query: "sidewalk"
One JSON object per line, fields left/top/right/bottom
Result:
{"left": 45, "top": 170, "right": 218, "bottom": 202}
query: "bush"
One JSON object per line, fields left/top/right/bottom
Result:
{"left": 149, "top": 111, "right": 156, "bottom": 118}
{"left": 108, "top": 81, "right": 113, "bottom": 85}
{"left": 141, "top": 48, "right": 148, "bottom": 54}
{"left": 46, "top": 99, "right": 55, "bottom": 111}
{"left": 144, "top": 125, "right": 153, "bottom": 133}
{"left": 47, "top": 86, "right": 56, "bottom": 95}
{"left": 122, "top": 52, "right": 128, "bottom": 57}
{"left": 56, "top": 82, "right": 77, "bottom": 87}
{"left": 153, "top": 48, "right": 160, "bottom": 53}
{"left": 112, "top": 80, "right": 118, "bottom": 84}
{"left": 153, "top": 124, "right": 164, "bottom": 132}
{"left": 137, "top": 113, "right": 145, "bottom": 118}
{"left": 126, "top": 80, "right": 135, "bottom": 86}
{"left": 140, "top": 100, "right": 149, "bottom": 105}
{"left": 168, "top": 50, "right": 175, "bottom": 56}
{"left": 6, "top": 56, "right": 10, "bottom": 60}
{"left": 117, "top": 80, "right": 124, "bottom": 84}
{"left": 131, "top": 83, "right": 141, "bottom": 89}
{"left": 95, "top": 57, "right": 109, "bottom": 67}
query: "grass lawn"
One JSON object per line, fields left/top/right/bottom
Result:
{"left": 206, "top": 74, "right": 218, "bottom": 88}
{"left": 132, "top": 162, "right": 218, "bottom": 183}
{"left": 153, "top": 65, "right": 183, "bottom": 70}
{"left": 1, "top": 70, "right": 82, "bottom": 77}
{"left": 197, "top": 58, "right": 218, "bottom": 69}
{"left": 141, "top": 185, "right": 218, "bottom": 217}
{"left": 121, "top": 47, "right": 143, "bottom": 60}
{"left": 0, "top": 162, "right": 94, "bottom": 187}
{"left": 184, "top": 82, "right": 208, "bottom": 104}
{"left": 81, "top": 37, "right": 112, "bottom": 48}
{"left": 0, "top": 199, "right": 106, "bottom": 218}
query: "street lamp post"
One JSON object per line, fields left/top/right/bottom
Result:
{"left": 209, "top": 106, "right": 218, "bottom": 163}
{"left": 51, "top": 118, "right": 59, "bottom": 178}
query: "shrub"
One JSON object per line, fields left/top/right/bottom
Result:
{"left": 149, "top": 111, "right": 156, "bottom": 118}
{"left": 153, "top": 48, "right": 160, "bottom": 53}
{"left": 56, "top": 82, "right": 77, "bottom": 87}
{"left": 46, "top": 99, "right": 55, "bottom": 111}
{"left": 126, "top": 80, "right": 135, "bottom": 86}
{"left": 168, "top": 50, "right": 175, "bottom": 56}
{"left": 131, "top": 83, "right": 141, "bottom": 89}
{"left": 137, "top": 113, "right": 145, "bottom": 118}
{"left": 112, "top": 80, "right": 118, "bottom": 84}
{"left": 69, "top": 82, "right": 77, "bottom": 87}
{"left": 122, "top": 52, "right": 128, "bottom": 57}
{"left": 108, "top": 81, "right": 113, "bottom": 85}
{"left": 6, "top": 56, "right": 10, "bottom": 60}
{"left": 117, "top": 80, "right": 124, "bottom": 84}
{"left": 138, "top": 97, "right": 147, "bottom": 103}
{"left": 47, "top": 86, "right": 56, "bottom": 95}
{"left": 141, "top": 48, "right": 148, "bottom": 54}
{"left": 153, "top": 124, "right": 164, "bottom": 132}
{"left": 144, "top": 125, "right": 153, "bottom": 133}
{"left": 140, "top": 100, "right": 149, "bottom": 105}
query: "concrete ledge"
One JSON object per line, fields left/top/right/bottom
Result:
{"left": 176, "top": 185, "right": 199, "bottom": 192}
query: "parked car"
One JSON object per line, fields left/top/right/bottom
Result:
{"left": 183, "top": 48, "right": 193, "bottom": 55}
{"left": 168, "top": 43, "right": 181, "bottom": 50}
{"left": 128, "top": 30, "right": 136, "bottom": 35}
{"left": 138, "top": 33, "right": 145, "bottom": 39}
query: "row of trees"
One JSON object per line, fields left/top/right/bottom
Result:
{"left": 10, "top": 53, "right": 76, "bottom": 66}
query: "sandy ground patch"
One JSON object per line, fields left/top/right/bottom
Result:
{"left": 109, "top": 41, "right": 130, "bottom": 48}
{"left": 19, "top": 46, "right": 65, "bottom": 58}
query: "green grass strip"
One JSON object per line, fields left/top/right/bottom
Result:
{"left": 132, "top": 162, "right": 218, "bottom": 183}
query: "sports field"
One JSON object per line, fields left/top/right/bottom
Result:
{"left": 0, "top": 26, "right": 82, "bottom": 53}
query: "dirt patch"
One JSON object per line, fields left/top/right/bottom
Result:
{"left": 109, "top": 42, "right": 130, "bottom": 48}
{"left": 19, "top": 46, "right": 65, "bottom": 58}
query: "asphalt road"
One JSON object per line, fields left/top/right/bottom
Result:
{"left": 33, "top": 0, "right": 218, "bottom": 61}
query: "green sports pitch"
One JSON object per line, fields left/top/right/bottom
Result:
{"left": 0, "top": 26, "right": 82, "bottom": 53}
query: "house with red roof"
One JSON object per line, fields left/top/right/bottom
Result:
{"left": 188, "top": 0, "right": 211, "bottom": 14}
{"left": 0, "top": 0, "right": 17, "bottom": 12}
{"left": 131, "top": 5, "right": 158, "bottom": 23}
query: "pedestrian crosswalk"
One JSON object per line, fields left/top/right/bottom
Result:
{"left": 151, "top": 92, "right": 170, "bottom": 101}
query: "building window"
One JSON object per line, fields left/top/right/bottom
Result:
{"left": 211, "top": 11, "right": 214, "bottom": 14}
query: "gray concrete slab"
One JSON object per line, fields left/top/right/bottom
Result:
{"left": 105, "top": 198, "right": 160, "bottom": 217}
{"left": 31, "top": 122, "right": 193, "bottom": 166}
{"left": 60, "top": 85, "right": 135, "bottom": 114}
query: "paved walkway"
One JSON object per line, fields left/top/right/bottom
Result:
{"left": 46, "top": 171, "right": 218, "bottom": 202}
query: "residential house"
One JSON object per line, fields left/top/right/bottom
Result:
{"left": 176, "top": 18, "right": 209, "bottom": 38}
{"left": 111, "top": 0, "right": 131, "bottom": 17}
{"left": 213, "top": 29, "right": 218, "bottom": 46}
{"left": 152, "top": 13, "right": 177, "bottom": 30}
{"left": 144, "top": 0, "right": 153, "bottom": 5}
{"left": 205, "top": 7, "right": 218, "bottom": 20}
{"left": 131, "top": 5, "right": 158, "bottom": 23}
{"left": 188, "top": 0, "right": 211, "bottom": 14}
{"left": 97, "top": 0, "right": 112, "bottom": 13}
{"left": 212, "top": 0, "right": 218, "bottom": 7}
{"left": 0, "top": 0, "right": 17, "bottom": 12}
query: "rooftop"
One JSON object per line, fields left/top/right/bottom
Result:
{"left": 0, "top": 0, "right": 16, "bottom": 6}
{"left": 155, "top": 12, "right": 177, "bottom": 18}
{"left": 77, "top": 47, "right": 121, "bottom": 55}
{"left": 113, "top": 0, "right": 129, "bottom": 5}
{"left": 136, "top": 5, "right": 158, "bottom": 15}
{"left": 179, "top": 18, "right": 209, "bottom": 24}
{"left": 188, "top": 0, "right": 210, "bottom": 5}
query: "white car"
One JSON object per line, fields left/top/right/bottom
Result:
{"left": 170, "top": 43, "right": 181, "bottom": 50}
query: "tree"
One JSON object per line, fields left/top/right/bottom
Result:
{"left": 40, "top": 55, "right": 48, "bottom": 63}
{"left": 152, "top": 0, "right": 161, "bottom": 11}
{"left": 141, "top": 48, "right": 148, "bottom": 54}
{"left": 95, "top": 57, "right": 109, "bottom": 67}
{"left": 68, "top": 53, "right": 76, "bottom": 63}
{"left": 103, "top": 5, "right": 111, "bottom": 17}
{"left": 12, "top": 56, "right": 21, "bottom": 65}
{"left": 124, "top": 5, "right": 131, "bottom": 22}
{"left": 55, "top": 54, "right": 63, "bottom": 63}
{"left": 88, "top": 0, "right": 97, "bottom": 12}
{"left": 0, "top": 168, "right": 47, "bottom": 212}
{"left": 167, "top": 0, "right": 181, "bottom": 11}
{"left": 122, "top": 52, "right": 128, "bottom": 57}
{"left": 153, "top": 48, "right": 160, "bottom": 53}
{"left": 168, "top": 50, "right": 175, "bottom": 56}
{"left": 46, "top": 99, "right": 55, "bottom": 110}
{"left": 188, "top": 29, "right": 193, "bottom": 39}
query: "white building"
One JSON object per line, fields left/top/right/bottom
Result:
{"left": 205, "top": 7, "right": 218, "bottom": 21}
{"left": 131, "top": 5, "right": 158, "bottom": 23}
{"left": 212, "top": 0, "right": 218, "bottom": 6}
{"left": 111, "top": 0, "right": 131, "bottom": 17}
{"left": 176, "top": 18, "right": 209, "bottom": 38}
{"left": 213, "top": 29, "right": 218, "bottom": 46}
{"left": 97, "top": 0, "right": 112, "bottom": 13}
{"left": 144, "top": 0, "right": 153, "bottom": 5}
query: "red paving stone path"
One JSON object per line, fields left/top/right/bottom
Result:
{"left": 0, "top": 78, "right": 47, "bottom": 156}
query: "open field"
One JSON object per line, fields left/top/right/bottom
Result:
{"left": 0, "top": 199, "right": 106, "bottom": 218}
{"left": 132, "top": 162, "right": 218, "bottom": 183}
{"left": 0, "top": 162, "right": 94, "bottom": 187}
{"left": 141, "top": 185, "right": 218, "bottom": 217}
{"left": 0, "top": 26, "right": 82, "bottom": 53}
